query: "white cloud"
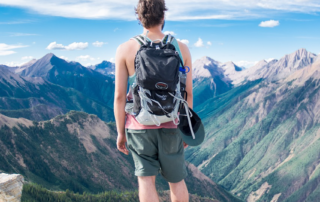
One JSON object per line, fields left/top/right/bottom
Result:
{"left": 92, "top": 41, "right": 107, "bottom": 47}
{"left": 259, "top": 20, "right": 280, "bottom": 27}
{"left": 194, "top": 38, "right": 204, "bottom": 47}
{"left": 207, "top": 41, "right": 212, "bottom": 46}
{"left": 109, "top": 58, "right": 115, "bottom": 63}
{"left": 164, "top": 31, "right": 176, "bottom": 36}
{"left": 0, "top": 43, "right": 28, "bottom": 56}
{"left": 46, "top": 42, "right": 65, "bottom": 50}
{"left": 235, "top": 61, "right": 258, "bottom": 68}
{"left": 76, "top": 55, "right": 95, "bottom": 61}
{"left": 21, "top": 56, "right": 34, "bottom": 60}
{"left": 0, "top": 1, "right": 319, "bottom": 21}
{"left": 46, "top": 42, "right": 88, "bottom": 50}
{"left": 177, "top": 39, "right": 189, "bottom": 45}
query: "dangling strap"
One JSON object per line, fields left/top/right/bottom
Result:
{"left": 168, "top": 92, "right": 195, "bottom": 139}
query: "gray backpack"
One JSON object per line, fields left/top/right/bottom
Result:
{"left": 125, "top": 32, "right": 193, "bottom": 131}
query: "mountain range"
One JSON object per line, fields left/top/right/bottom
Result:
{"left": 187, "top": 49, "right": 320, "bottom": 201}
{"left": 1, "top": 48, "right": 320, "bottom": 202}
{"left": 0, "top": 53, "right": 242, "bottom": 201}
{"left": 0, "top": 110, "right": 240, "bottom": 202}
{"left": 0, "top": 54, "right": 114, "bottom": 122}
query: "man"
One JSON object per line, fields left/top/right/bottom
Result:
{"left": 114, "top": 0, "right": 193, "bottom": 201}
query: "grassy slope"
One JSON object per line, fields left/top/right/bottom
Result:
{"left": 193, "top": 76, "right": 233, "bottom": 107}
{"left": 187, "top": 78, "right": 320, "bottom": 201}
{"left": 0, "top": 111, "right": 135, "bottom": 193}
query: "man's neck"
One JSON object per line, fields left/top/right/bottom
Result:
{"left": 142, "top": 26, "right": 165, "bottom": 41}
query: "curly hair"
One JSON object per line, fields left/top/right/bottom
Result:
{"left": 135, "top": 0, "right": 168, "bottom": 29}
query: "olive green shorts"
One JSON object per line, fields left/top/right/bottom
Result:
{"left": 125, "top": 128, "right": 188, "bottom": 183}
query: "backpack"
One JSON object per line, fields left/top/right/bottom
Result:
{"left": 125, "top": 32, "right": 191, "bottom": 127}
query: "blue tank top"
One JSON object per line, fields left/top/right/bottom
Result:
{"left": 128, "top": 36, "right": 184, "bottom": 86}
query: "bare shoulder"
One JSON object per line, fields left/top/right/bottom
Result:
{"left": 116, "top": 39, "right": 139, "bottom": 56}
{"left": 176, "top": 40, "right": 191, "bottom": 65}
{"left": 177, "top": 40, "right": 188, "bottom": 51}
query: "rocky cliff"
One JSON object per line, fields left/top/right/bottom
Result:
{"left": 0, "top": 173, "right": 24, "bottom": 202}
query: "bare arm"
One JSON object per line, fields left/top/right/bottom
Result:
{"left": 178, "top": 42, "right": 193, "bottom": 109}
{"left": 114, "top": 44, "right": 129, "bottom": 155}
{"left": 177, "top": 41, "right": 193, "bottom": 149}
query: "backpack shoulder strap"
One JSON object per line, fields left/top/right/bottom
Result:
{"left": 131, "top": 35, "right": 149, "bottom": 46}
{"left": 162, "top": 34, "right": 174, "bottom": 44}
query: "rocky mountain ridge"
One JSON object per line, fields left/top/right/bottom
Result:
{"left": 188, "top": 49, "right": 320, "bottom": 201}
{"left": 88, "top": 60, "right": 115, "bottom": 77}
{"left": 192, "top": 48, "right": 318, "bottom": 106}
{"left": 2, "top": 48, "right": 319, "bottom": 201}
{"left": 0, "top": 110, "right": 241, "bottom": 201}
{"left": 0, "top": 64, "right": 114, "bottom": 122}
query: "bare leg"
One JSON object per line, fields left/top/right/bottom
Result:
{"left": 169, "top": 179, "right": 189, "bottom": 202}
{"left": 138, "top": 176, "right": 159, "bottom": 202}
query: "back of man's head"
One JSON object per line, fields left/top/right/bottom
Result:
{"left": 135, "top": 0, "right": 167, "bottom": 29}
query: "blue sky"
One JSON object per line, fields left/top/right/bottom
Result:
{"left": 0, "top": 0, "right": 320, "bottom": 68}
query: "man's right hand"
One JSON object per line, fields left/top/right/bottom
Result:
{"left": 117, "top": 134, "right": 129, "bottom": 155}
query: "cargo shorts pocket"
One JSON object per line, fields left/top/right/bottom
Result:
{"left": 160, "top": 128, "right": 182, "bottom": 154}
{"left": 126, "top": 129, "right": 157, "bottom": 156}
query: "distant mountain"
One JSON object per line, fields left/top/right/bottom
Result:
{"left": 187, "top": 49, "right": 320, "bottom": 201}
{"left": 192, "top": 57, "right": 236, "bottom": 106}
{"left": 0, "top": 59, "right": 37, "bottom": 74}
{"left": 20, "top": 53, "right": 54, "bottom": 77}
{"left": 0, "top": 64, "right": 16, "bottom": 73}
{"left": 16, "top": 59, "right": 37, "bottom": 74}
{"left": 0, "top": 65, "right": 27, "bottom": 87}
{"left": 18, "top": 53, "right": 115, "bottom": 108}
{"left": 234, "top": 48, "right": 317, "bottom": 85}
{"left": 193, "top": 56, "right": 225, "bottom": 80}
{"left": 88, "top": 60, "right": 115, "bottom": 77}
{"left": 0, "top": 111, "right": 241, "bottom": 201}
{"left": 0, "top": 64, "right": 114, "bottom": 122}
{"left": 285, "top": 54, "right": 320, "bottom": 84}
{"left": 68, "top": 61, "right": 82, "bottom": 66}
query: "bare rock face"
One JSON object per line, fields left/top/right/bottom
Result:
{"left": 0, "top": 173, "right": 24, "bottom": 202}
